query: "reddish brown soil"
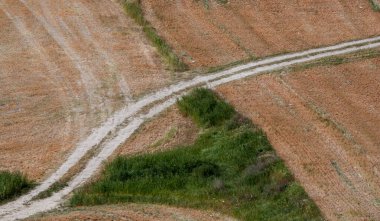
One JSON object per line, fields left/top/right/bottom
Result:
{"left": 28, "top": 204, "right": 235, "bottom": 221}
{"left": 116, "top": 106, "right": 198, "bottom": 156}
{"left": 0, "top": 0, "right": 171, "bottom": 181}
{"left": 142, "top": 0, "right": 380, "bottom": 68}
{"left": 216, "top": 56, "right": 380, "bottom": 221}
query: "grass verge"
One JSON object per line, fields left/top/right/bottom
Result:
{"left": 70, "top": 89, "right": 323, "bottom": 220}
{"left": 121, "top": 0, "right": 188, "bottom": 71}
{"left": 290, "top": 48, "right": 380, "bottom": 72}
{"left": 0, "top": 171, "right": 33, "bottom": 203}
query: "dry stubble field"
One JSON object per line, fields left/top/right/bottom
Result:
{"left": 216, "top": 56, "right": 380, "bottom": 220}
{"left": 142, "top": 0, "right": 380, "bottom": 68}
{"left": 0, "top": 0, "right": 172, "bottom": 181}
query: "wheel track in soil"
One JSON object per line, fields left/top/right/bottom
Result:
{"left": 1, "top": 36, "right": 380, "bottom": 220}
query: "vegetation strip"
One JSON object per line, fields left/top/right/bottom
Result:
{"left": 122, "top": 0, "right": 188, "bottom": 71}
{"left": 71, "top": 89, "right": 323, "bottom": 220}
{"left": 2, "top": 37, "right": 380, "bottom": 221}
{"left": 0, "top": 171, "right": 33, "bottom": 203}
{"left": 369, "top": 0, "right": 380, "bottom": 11}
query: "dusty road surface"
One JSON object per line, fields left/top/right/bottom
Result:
{"left": 217, "top": 55, "right": 380, "bottom": 221}
{"left": 0, "top": 0, "right": 171, "bottom": 181}
{"left": 142, "top": 0, "right": 380, "bottom": 68}
{"left": 27, "top": 204, "right": 235, "bottom": 221}
{"left": 1, "top": 37, "right": 379, "bottom": 221}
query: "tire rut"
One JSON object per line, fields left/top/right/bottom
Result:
{"left": 1, "top": 34, "right": 380, "bottom": 220}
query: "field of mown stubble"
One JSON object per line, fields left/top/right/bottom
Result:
{"left": 27, "top": 204, "right": 235, "bottom": 221}
{"left": 216, "top": 55, "right": 380, "bottom": 221}
{"left": 2, "top": 0, "right": 380, "bottom": 220}
{"left": 142, "top": 0, "right": 380, "bottom": 68}
{"left": 0, "top": 0, "right": 172, "bottom": 181}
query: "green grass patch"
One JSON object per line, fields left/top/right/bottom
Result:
{"left": 122, "top": 0, "right": 188, "bottom": 71}
{"left": 0, "top": 171, "right": 33, "bottom": 203}
{"left": 369, "top": 0, "right": 380, "bottom": 11}
{"left": 71, "top": 89, "right": 323, "bottom": 220}
{"left": 177, "top": 88, "right": 235, "bottom": 127}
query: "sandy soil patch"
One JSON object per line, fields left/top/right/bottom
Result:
{"left": 28, "top": 204, "right": 235, "bottom": 221}
{"left": 142, "top": 0, "right": 380, "bottom": 68}
{"left": 0, "top": 0, "right": 171, "bottom": 181}
{"left": 216, "top": 56, "right": 380, "bottom": 221}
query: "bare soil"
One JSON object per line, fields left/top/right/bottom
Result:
{"left": 116, "top": 106, "right": 199, "bottom": 156}
{"left": 142, "top": 0, "right": 380, "bottom": 68}
{"left": 216, "top": 56, "right": 380, "bottom": 221}
{"left": 0, "top": 0, "right": 171, "bottom": 181}
{"left": 28, "top": 204, "right": 235, "bottom": 221}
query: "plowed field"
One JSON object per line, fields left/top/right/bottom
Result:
{"left": 0, "top": 0, "right": 171, "bottom": 181}
{"left": 216, "top": 56, "right": 380, "bottom": 220}
{"left": 142, "top": 0, "right": 380, "bottom": 68}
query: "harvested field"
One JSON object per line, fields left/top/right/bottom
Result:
{"left": 27, "top": 204, "right": 235, "bottom": 221}
{"left": 216, "top": 55, "right": 380, "bottom": 221}
{"left": 141, "top": 0, "right": 380, "bottom": 68}
{"left": 0, "top": 0, "right": 171, "bottom": 181}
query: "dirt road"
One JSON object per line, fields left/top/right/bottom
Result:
{"left": 0, "top": 0, "right": 170, "bottom": 180}
{"left": 1, "top": 34, "right": 379, "bottom": 220}
{"left": 142, "top": 0, "right": 380, "bottom": 68}
{"left": 217, "top": 56, "right": 380, "bottom": 220}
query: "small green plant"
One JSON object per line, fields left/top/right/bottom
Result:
{"left": 369, "top": 0, "right": 380, "bottom": 11}
{"left": 122, "top": 0, "right": 188, "bottom": 71}
{"left": 0, "top": 171, "right": 33, "bottom": 202}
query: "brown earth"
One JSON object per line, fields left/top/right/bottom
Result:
{"left": 116, "top": 106, "right": 199, "bottom": 156}
{"left": 28, "top": 204, "right": 235, "bottom": 221}
{"left": 142, "top": 0, "right": 380, "bottom": 69}
{"left": 216, "top": 55, "right": 380, "bottom": 221}
{"left": 0, "top": 0, "right": 172, "bottom": 181}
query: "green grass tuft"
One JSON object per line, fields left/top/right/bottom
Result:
{"left": 0, "top": 171, "right": 33, "bottom": 202}
{"left": 122, "top": 0, "right": 188, "bottom": 71}
{"left": 369, "top": 0, "right": 380, "bottom": 11}
{"left": 71, "top": 89, "right": 322, "bottom": 220}
{"left": 177, "top": 88, "right": 235, "bottom": 127}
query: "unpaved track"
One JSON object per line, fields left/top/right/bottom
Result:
{"left": 142, "top": 0, "right": 380, "bottom": 68}
{"left": 1, "top": 35, "right": 380, "bottom": 220}
{"left": 0, "top": 0, "right": 171, "bottom": 180}
{"left": 217, "top": 57, "right": 380, "bottom": 220}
